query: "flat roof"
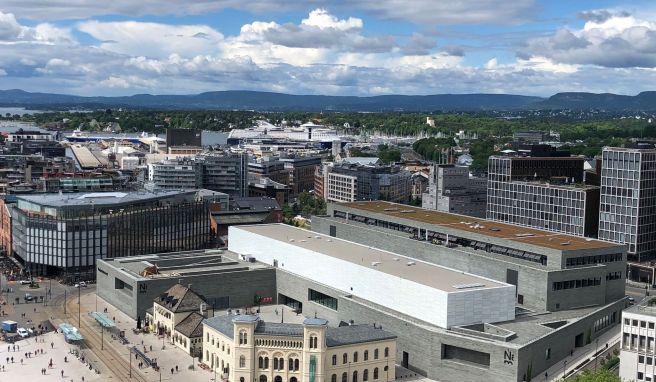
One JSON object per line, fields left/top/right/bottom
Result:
{"left": 16, "top": 189, "right": 197, "bottom": 208}
{"left": 335, "top": 201, "right": 619, "bottom": 251}
{"left": 235, "top": 224, "right": 507, "bottom": 293}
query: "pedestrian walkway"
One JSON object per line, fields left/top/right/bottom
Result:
{"left": 535, "top": 326, "right": 620, "bottom": 381}
{"left": 0, "top": 331, "right": 101, "bottom": 381}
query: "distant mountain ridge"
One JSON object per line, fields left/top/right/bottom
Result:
{"left": 0, "top": 89, "right": 654, "bottom": 111}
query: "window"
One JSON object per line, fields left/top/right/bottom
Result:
{"left": 279, "top": 358, "right": 285, "bottom": 370}
{"left": 641, "top": 321, "right": 647, "bottom": 328}
{"left": 364, "top": 350, "right": 368, "bottom": 361}
{"left": 374, "top": 349, "right": 379, "bottom": 360}
{"left": 289, "top": 358, "right": 293, "bottom": 371}
{"left": 332, "top": 355, "right": 337, "bottom": 366}
{"left": 640, "top": 355, "right": 645, "bottom": 364}
{"left": 259, "top": 357, "right": 264, "bottom": 369}
{"left": 239, "top": 331, "right": 248, "bottom": 345}
{"left": 274, "top": 358, "right": 279, "bottom": 370}
{"left": 241, "top": 378, "right": 245, "bottom": 382}
{"left": 354, "top": 352, "right": 359, "bottom": 363}
{"left": 239, "top": 356, "right": 245, "bottom": 368}
{"left": 295, "top": 359, "right": 300, "bottom": 371}
{"left": 374, "top": 368, "right": 379, "bottom": 380}
{"left": 309, "top": 336, "right": 318, "bottom": 349}
{"left": 363, "top": 370, "right": 369, "bottom": 382}
{"left": 638, "top": 372, "right": 644, "bottom": 380}
{"left": 353, "top": 371, "right": 358, "bottom": 382}
{"left": 308, "top": 288, "right": 338, "bottom": 310}
{"left": 384, "top": 347, "right": 389, "bottom": 358}
{"left": 332, "top": 375, "right": 337, "bottom": 382}
{"left": 342, "top": 373, "right": 347, "bottom": 382}
{"left": 546, "top": 348, "right": 551, "bottom": 360}
{"left": 650, "top": 323, "right": 655, "bottom": 329}
{"left": 265, "top": 357, "right": 269, "bottom": 369}
{"left": 343, "top": 353, "right": 348, "bottom": 364}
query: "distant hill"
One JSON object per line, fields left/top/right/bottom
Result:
{"left": 1, "top": 89, "right": 655, "bottom": 112}
{"left": 536, "top": 91, "right": 656, "bottom": 111}
{"left": 0, "top": 89, "right": 542, "bottom": 112}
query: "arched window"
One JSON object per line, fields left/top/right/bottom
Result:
{"left": 343, "top": 353, "right": 348, "bottom": 364}
{"left": 274, "top": 358, "right": 279, "bottom": 370}
{"left": 288, "top": 358, "right": 293, "bottom": 371}
{"left": 260, "top": 375, "right": 268, "bottom": 382}
{"left": 294, "top": 359, "right": 300, "bottom": 371}
{"left": 239, "top": 356, "right": 246, "bottom": 368}
{"left": 363, "top": 369, "right": 369, "bottom": 382}
{"left": 290, "top": 378, "right": 298, "bottom": 382}
{"left": 353, "top": 371, "right": 358, "bottom": 382}
{"left": 374, "top": 349, "right": 379, "bottom": 360}
{"left": 264, "top": 357, "right": 270, "bottom": 369}
{"left": 279, "top": 358, "right": 285, "bottom": 370}
{"left": 206, "top": 350, "right": 209, "bottom": 361}
{"left": 353, "top": 352, "right": 359, "bottom": 363}
{"left": 364, "top": 350, "right": 369, "bottom": 361}
{"left": 331, "top": 375, "right": 337, "bottom": 382}
{"left": 384, "top": 347, "right": 389, "bottom": 357}
{"left": 374, "top": 368, "right": 379, "bottom": 380}
{"left": 342, "top": 372, "right": 348, "bottom": 382}
{"left": 241, "top": 378, "right": 245, "bottom": 382}
{"left": 332, "top": 355, "right": 337, "bottom": 365}
{"left": 259, "top": 357, "right": 264, "bottom": 369}
{"left": 309, "top": 336, "right": 318, "bottom": 349}
{"left": 274, "top": 376, "right": 282, "bottom": 382}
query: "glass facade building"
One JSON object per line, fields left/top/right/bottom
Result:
{"left": 11, "top": 191, "right": 212, "bottom": 282}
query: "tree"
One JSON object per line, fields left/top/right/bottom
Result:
{"left": 558, "top": 368, "right": 623, "bottom": 382}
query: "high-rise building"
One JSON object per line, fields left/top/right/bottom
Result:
{"left": 200, "top": 152, "right": 249, "bottom": 198}
{"left": 599, "top": 146, "right": 656, "bottom": 282}
{"left": 9, "top": 190, "right": 214, "bottom": 281}
{"left": 487, "top": 155, "right": 600, "bottom": 237}
{"left": 145, "top": 158, "right": 202, "bottom": 191}
{"left": 318, "top": 162, "right": 412, "bottom": 203}
{"left": 422, "top": 164, "right": 486, "bottom": 217}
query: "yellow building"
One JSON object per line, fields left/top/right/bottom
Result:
{"left": 152, "top": 283, "right": 214, "bottom": 356}
{"left": 202, "top": 315, "right": 396, "bottom": 382}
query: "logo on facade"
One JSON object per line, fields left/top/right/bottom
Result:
{"left": 139, "top": 284, "right": 147, "bottom": 294}
{"left": 503, "top": 350, "right": 514, "bottom": 365}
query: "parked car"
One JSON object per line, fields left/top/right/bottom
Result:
{"left": 74, "top": 281, "right": 87, "bottom": 288}
{"left": 19, "top": 280, "right": 31, "bottom": 285}
{"left": 24, "top": 293, "right": 33, "bottom": 301}
{"left": 17, "top": 328, "right": 28, "bottom": 338}
{"left": 628, "top": 296, "right": 636, "bottom": 304}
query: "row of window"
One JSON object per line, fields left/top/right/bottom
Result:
{"left": 330, "top": 367, "right": 388, "bottom": 382}
{"left": 257, "top": 356, "right": 300, "bottom": 371}
{"left": 565, "top": 253, "right": 623, "bottom": 267}
{"left": 552, "top": 278, "right": 601, "bottom": 291}
{"left": 331, "top": 348, "right": 390, "bottom": 365}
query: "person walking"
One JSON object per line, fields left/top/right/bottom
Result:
{"left": 61, "top": 369, "right": 64, "bottom": 377}
{"left": 51, "top": 342, "right": 54, "bottom": 349}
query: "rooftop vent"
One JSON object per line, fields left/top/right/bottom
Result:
{"left": 383, "top": 208, "right": 399, "bottom": 211}
{"left": 393, "top": 258, "right": 400, "bottom": 261}
{"left": 514, "top": 233, "right": 535, "bottom": 237}
{"left": 406, "top": 261, "right": 416, "bottom": 266}
{"left": 371, "top": 261, "right": 381, "bottom": 267}
{"left": 453, "top": 283, "right": 485, "bottom": 289}
{"left": 561, "top": 241, "right": 571, "bottom": 246}
{"left": 289, "top": 239, "right": 295, "bottom": 242}
{"left": 489, "top": 228, "right": 501, "bottom": 232}
{"left": 400, "top": 210, "right": 415, "bottom": 213}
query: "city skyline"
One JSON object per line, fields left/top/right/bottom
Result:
{"left": 0, "top": 0, "right": 655, "bottom": 96}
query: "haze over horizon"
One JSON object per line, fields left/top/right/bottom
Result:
{"left": 1, "top": 0, "right": 655, "bottom": 97}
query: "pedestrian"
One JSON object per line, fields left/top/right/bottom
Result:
{"left": 175, "top": 365, "right": 178, "bottom": 372}
{"left": 149, "top": 345, "right": 152, "bottom": 351}
{"left": 11, "top": 356, "right": 13, "bottom": 363}
{"left": 51, "top": 342, "right": 54, "bottom": 349}
{"left": 12, "top": 345, "right": 14, "bottom": 352}
{"left": 20, "top": 358, "right": 22, "bottom": 365}
{"left": 171, "top": 367, "right": 174, "bottom": 374}
{"left": 61, "top": 369, "right": 64, "bottom": 377}
{"left": 5, "top": 357, "right": 8, "bottom": 364}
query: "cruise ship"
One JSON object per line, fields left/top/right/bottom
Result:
{"left": 227, "top": 121, "right": 347, "bottom": 146}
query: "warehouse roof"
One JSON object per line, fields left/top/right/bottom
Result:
{"left": 234, "top": 224, "right": 507, "bottom": 293}
{"left": 335, "top": 201, "right": 618, "bottom": 251}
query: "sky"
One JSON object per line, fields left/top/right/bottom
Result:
{"left": 0, "top": 0, "right": 655, "bottom": 97}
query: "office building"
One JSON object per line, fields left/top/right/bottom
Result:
{"left": 249, "top": 157, "right": 288, "bottom": 185}
{"left": 599, "top": 147, "right": 656, "bottom": 283}
{"left": 166, "top": 128, "right": 202, "bottom": 148}
{"left": 281, "top": 156, "right": 322, "bottom": 198}
{"left": 145, "top": 158, "right": 202, "bottom": 191}
{"left": 249, "top": 177, "right": 290, "bottom": 206}
{"left": 210, "top": 197, "right": 282, "bottom": 239}
{"left": 487, "top": 155, "right": 600, "bottom": 237}
{"left": 422, "top": 164, "right": 486, "bottom": 217}
{"left": 203, "top": 314, "right": 396, "bottom": 382}
{"left": 10, "top": 190, "right": 212, "bottom": 281}
{"left": 309, "top": 202, "right": 627, "bottom": 381}
{"left": 619, "top": 297, "right": 656, "bottom": 382}
{"left": 318, "top": 162, "right": 412, "bottom": 204}
{"left": 200, "top": 152, "right": 249, "bottom": 198}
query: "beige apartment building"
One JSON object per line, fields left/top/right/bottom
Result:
{"left": 202, "top": 315, "right": 396, "bottom": 382}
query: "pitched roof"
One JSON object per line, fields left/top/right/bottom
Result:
{"left": 203, "top": 315, "right": 235, "bottom": 338}
{"left": 175, "top": 312, "right": 205, "bottom": 338}
{"left": 156, "top": 284, "right": 208, "bottom": 313}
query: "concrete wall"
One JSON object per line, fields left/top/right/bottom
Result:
{"left": 313, "top": 216, "right": 619, "bottom": 313}
{"left": 229, "top": 226, "right": 515, "bottom": 328}
{"left": 97, "top": 260, "right": 277, "bottom": 320}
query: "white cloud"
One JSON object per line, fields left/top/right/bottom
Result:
{"left": 523, "top": 12, "right": 656, "bottom": 68}
{"left": 77, "top": 20, "right": 224, "bottom": 58}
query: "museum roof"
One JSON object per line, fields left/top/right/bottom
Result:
{"left": 335, "top": 201, "right": 619, "bottom": 251}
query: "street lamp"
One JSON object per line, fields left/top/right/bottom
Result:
{"left": 563, "top": 360, "right": 567, "bottom": 379}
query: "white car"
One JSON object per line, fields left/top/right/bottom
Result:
{"left": 74, "top": 281, "right": 87, "bottom": 288}
{"left": 17, "top": 328, "right": 29, "bottom": 338}
{"left": 19, "top": 280, "right": 31, "bottom": 285}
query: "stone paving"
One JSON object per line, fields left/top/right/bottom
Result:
{"left": 0, "top": 331, "right": 101, "bottom": 381}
